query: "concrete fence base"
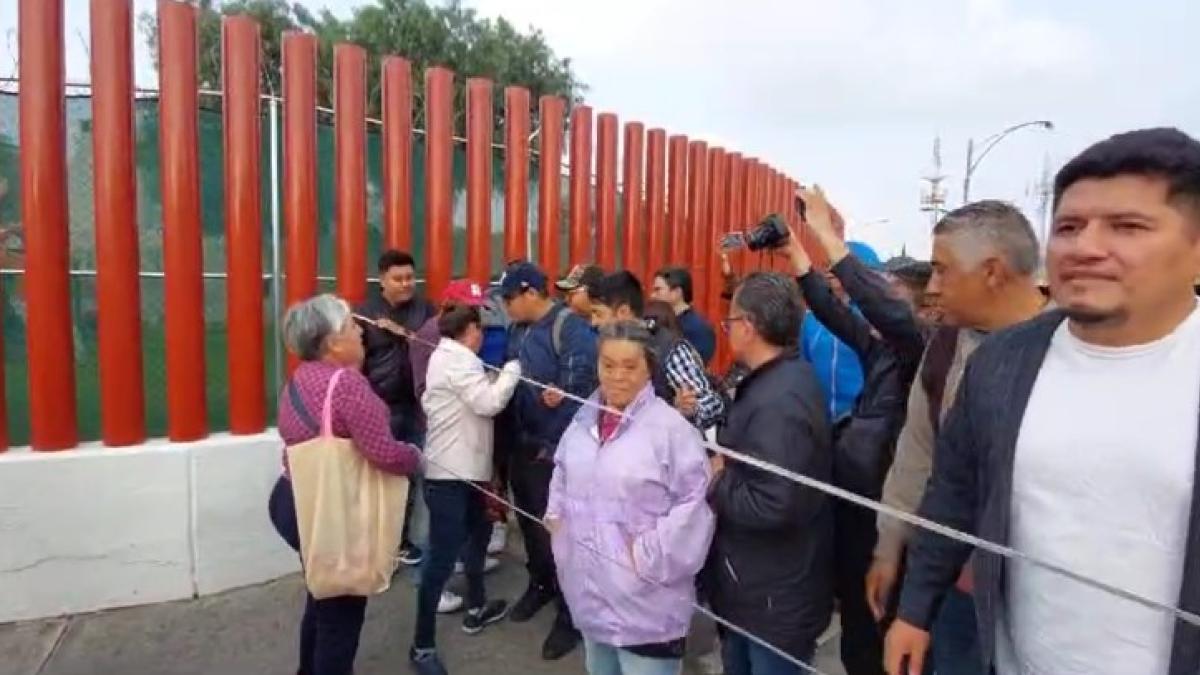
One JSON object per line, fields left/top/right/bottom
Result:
{"left": 0, "top": 433, "right": 299, "bottom": 624}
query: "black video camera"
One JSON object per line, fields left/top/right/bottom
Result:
{"left": 744, "top": 214, "right": 789, "bottom": 251}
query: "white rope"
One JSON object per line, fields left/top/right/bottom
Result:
{"left": 353, "top": 312, "right": 1200, "bottom": 630}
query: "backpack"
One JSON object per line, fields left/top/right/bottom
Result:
{"left": 919, "top": 325, "right": 960, "bottom": 435}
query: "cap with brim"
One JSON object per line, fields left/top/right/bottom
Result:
{"left": 441, "top": 279, "right": 487, "bottom": 306}
{"left": 499, "top": 262, "right": 548, "bottom": 297}
{"left": 555, "top": 264, "right": 604, "bottom": 292}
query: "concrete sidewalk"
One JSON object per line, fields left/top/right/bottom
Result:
{"left": 1, "top": 555, "right": 846, "bottom": 675}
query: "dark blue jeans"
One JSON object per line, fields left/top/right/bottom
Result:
{"left": 721, "top": 632, "right": 814, "bottom": 675}
{"left": 413, "top": 479, "right": 491, "bottom": 649}
{"left": 269, "top": 477, "right": 367, "bottom": 675}
{"left": 931, "top": 588, "right": 983, "bottom": 675}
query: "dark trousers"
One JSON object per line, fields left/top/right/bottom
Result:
{"left": 721, "top": 632, "right": 814, "bottom": 675}
{"left": 390, "top": 417, "right": 425, "bottom": 549}
{"left": 269, "top": 477, "right": 367, "bottom": 675}
{"left": 413, "top": 480, "right": 491, "bottom": 649}
{"left": 509, "top": 442, "right": 574, "bottom": 627}
{"left": 834, "top": 500, "right": 885, "bottom": 675}
{"left": 930, "top": 588, "right": 983, "bottom": 675}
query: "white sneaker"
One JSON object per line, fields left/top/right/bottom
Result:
{"left": 454, "top": 557, "right": 500, "bottom": 575}
{"left": 487, "top": 523, "right": 507, "bottom": 555}
{"left": 437, "top": 590, "right": 464, "bottom": 614}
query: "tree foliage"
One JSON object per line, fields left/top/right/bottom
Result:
{"left": 138, "top": 0, "right": 586, "bottom": 128}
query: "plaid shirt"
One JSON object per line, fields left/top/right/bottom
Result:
{"left": 663, "top": 340, "right": 724, "bottom": 430}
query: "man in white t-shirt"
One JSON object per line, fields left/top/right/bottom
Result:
{"left": 885, "top": 127, "right": 1200, "bottom": 675}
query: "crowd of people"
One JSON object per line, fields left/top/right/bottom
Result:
{"left": 268, "top": 125, "right": 1200, "bottom": 675}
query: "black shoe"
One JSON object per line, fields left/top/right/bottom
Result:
{"left": 541, "top": 620, "right": 581, "bottom": 661}
{"left": 398, "top": 544, "right": 424, "bottom": 567}
{"left": 509, "top": 584, "right": 554, "bottom": 623}
{"left": 462, "top": 600, "right": 509, "bottom": 635}
{"left": 409, "top": 647, "right": 448, "bottom": 675}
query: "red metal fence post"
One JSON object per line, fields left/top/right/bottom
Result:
{"left": 568, "top": 105, "right": 593, "bottom": 267}
{"left": 667, "top": 134, "right": 688, "bottom": 267}
{"left": 157, "top": 0, "right": 207, "bottom": 442}
{"left": 334, "top": 44, "right": 367, "bottom": 305}
{"left": 382, "top": 56, "right": 413, "bottom": 252}
{"left": 222, "top": 15, "right": 265, "bottom": 434}
{"left": 504, "top": 87, "right": 531, "bottom": 263}
{"left": 466, "top": 78, "right": 493, "bottom": 284}
{"left": 595, "top": 113, "right": 618, "bottom": 271}
{"left": 90, "top": 0, "right": 145, "bottom": 446}
{"left": 706, "top": 147, "right": 728, "bottom": 324}
{"left": 537, "top": 96, "right": 564, "bottom": 277}
{"left": 645, "top": 129, "right": 668, "bottom": 285}
{"left": 425, "top": 67, "right": 454, "bottom": 300}
{"left": 687, "top": 140, "right": 709, "bottom": 306}
{"left": 621, "top": 122, "right": 645, "bottom": 280}
{"left": 282, "top": 31, "right": 317, "bottom": 374}
{"left": 21, "top": 0, "right": 76, "bottom": 449}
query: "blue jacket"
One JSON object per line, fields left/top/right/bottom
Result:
{"left": 678, "top": 307, "right": 717, "bottom": 366}
{"left": 505, "top": 303, "right": 598, "bottom": 456}
{"left": 800, "top": 240, "right": 880, "bottom": 422}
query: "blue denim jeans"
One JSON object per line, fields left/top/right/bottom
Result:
{"left": 412, "top": 480, "right": 491, "bottom": 650}
{"left": 931, "top": 589, "right": 983, "bottom": 675}
{"left": 584, "top": 639, "right": 682, "bottom": 675}
{"left": 720, "top": 632, "right": 813, "bottom": 675}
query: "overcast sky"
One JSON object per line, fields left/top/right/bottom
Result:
{"left": 6, "top": 0, "right": 1198, "bottom": 259}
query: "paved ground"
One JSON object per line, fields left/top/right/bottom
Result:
{"left": 1, "top": 548, "right": 847, "bottom": 675}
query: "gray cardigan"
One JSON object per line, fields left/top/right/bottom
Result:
{"left": 898, "top": 310, "right": 1200, "bottom": 675}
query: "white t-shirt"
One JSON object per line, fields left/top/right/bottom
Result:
{"left": 998, "top": 302, "right": 1200, "bottom": 675}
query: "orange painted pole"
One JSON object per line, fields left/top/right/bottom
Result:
{"left": 466, "top": 78, "right": 493, "bottom": 284}
{"left": 21, "top": 0, "right": 75, "bottom": 450}
{"left": 158, "top": 0, "right": 206, "bottom": 441}
{"left": 537, "top": 96, "right": 564, "bottom": 276}
{"left": 382, "top": 56, "right": 413, "bottom": 252}
{"left": 90, "top": 0, "right": 144, "bottom": 447}
{"left": 568, "top": 105, "right": 593, "bottom": 267}
{"left": 283, "top": 32, "right": 317, "bottom": 374}
{"left": 706, "top": 147, "right": 728, "bottom": 323}
{"left": 645, "top": 129, "right": 668, "bottom": 284}
{"left": 504, "top": 87, "right": 531, "bottom": 263}
{"left": 595, "top": 113, "right": 618, "bottom": 271}
{"left": 667, "top": 134, "right": 688, "bottom": 266}
{"left": 334, "top": 44, "right": 367, "bottom": 305}
{"left": 222, "top": 16, "right": 264, "bottom": 434}
{"left": 740, "top": 158, "right": 758, "bottom": 276}
{"left": 621, "top": 122, "right": 645, "bottom": 280}
{"left": 687, "top": 140, "right": 709, "bottom": 304}
{"left": 425, "top": 67, "right": 454, "bottom": 300}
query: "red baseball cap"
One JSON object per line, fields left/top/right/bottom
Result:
{"left": 441, "top": 279, "right": 487, "bottom": 306}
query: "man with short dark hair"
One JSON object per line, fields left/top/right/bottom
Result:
{"left": 555, "top": 264, "right": 605, "bottom": 319}
{"left": 653, "top": 266, "right": 717, "bottom": 364}
{"left": 886, "top": 127, "right": 1200, "bottom": 675}
{"left": 497, "top": 261, "right": 596, "bottom": 660}
{"left": 706, "top": 271, "right": 834, "bottom": 674}
{"left": 357, "top": 249, "right": 436, "bottom": 566}
{"left": 591, "top": 271, "right": 725, "bottom": 430}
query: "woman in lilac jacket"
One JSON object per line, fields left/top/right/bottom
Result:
{"left": 546, "top": 320, "right": 715, "bottom": 675}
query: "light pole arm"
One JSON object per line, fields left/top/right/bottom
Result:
{"left": 963, "top": 120, "right": 1053, "bottom": 203}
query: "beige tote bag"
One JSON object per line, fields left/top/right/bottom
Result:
{"left": 286, "top": 369, "right": 409, "bottom": 599}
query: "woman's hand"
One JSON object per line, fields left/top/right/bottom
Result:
{"left": 674, "top": 387, "right": 698, "bottom": 417}
{"left": 544, "top": 515, "right": 563, "bottom": 535}
{"left": 542, "top": 387, "right": 565, "bottom": 408}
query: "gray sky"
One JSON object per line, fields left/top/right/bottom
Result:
{"left": 7, "top": 0, "right": 1199, "bottom": 259}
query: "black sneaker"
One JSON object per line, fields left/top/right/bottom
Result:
{"left": 462, "top": 600, "right": 509, "bottom": 635}
{"left": 541, "top": 620, "right": 581, "bottom": 661}
{"left": 409, "top": 647, "right": 448, "bottom": 675}
{"left": 398, "top": 544, "right": 424, "bottom": 567}
{"left": 508, "top": 583, "right": 554, "bottom": 623}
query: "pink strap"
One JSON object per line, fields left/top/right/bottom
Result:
{"left": 320, "top": 369, "right": 344, "bottom": 437}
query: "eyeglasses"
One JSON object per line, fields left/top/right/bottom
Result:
{"left": 720, "top": 315, "right": 748, "bottom": 332}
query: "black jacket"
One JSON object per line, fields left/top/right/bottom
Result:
{"left": 797, "top": 256, "right": 926, "bottom": 498}
{"left": 356, "top": 290, "right": 435, "bottom": 438}
{"left": 899, "top": 311, "right": 1200, "bottom": 675}
{"left": 705, "top": 350, "right": 834, "bottom": 659}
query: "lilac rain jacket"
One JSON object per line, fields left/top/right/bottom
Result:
{"left": 546, "top": 384, "right": 715, "bottom": 647}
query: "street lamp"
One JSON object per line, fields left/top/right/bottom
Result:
{"left": 963, "top": 120, "right": 1054, "bottom": 203}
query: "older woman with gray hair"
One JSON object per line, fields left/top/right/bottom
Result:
{"left": 268, "top": 293, "right": 420, "bottom": 675}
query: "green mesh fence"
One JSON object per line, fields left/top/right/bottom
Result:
{"left": 0, "top": 90, "right": 595, "bottom": 446}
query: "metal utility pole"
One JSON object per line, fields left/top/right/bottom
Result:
{"left": 920, "top": 136, "right": 948, "bottom": 228}
{"left": 963, "top": 119, "right": 1054, "bottom": 202}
